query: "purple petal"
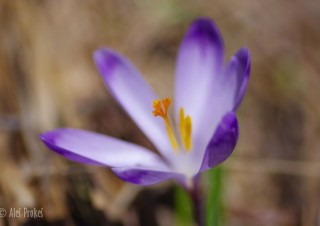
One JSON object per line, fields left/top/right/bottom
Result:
{"left": 200, "top": 112, "right": 239, "bottom": 172}
{"left": 174, "top": 18, "right": 224, "bottom": 117}
{"left": 93, "top": 48, "right": 174, "bottom": 161}
{"left": 174, "top": 18, "right": 225, "bottom": 170}
{"left": 224, "top": 47, "right": 251, "bottom": 110}
{"left": 112, "top": 167, "right": 185, "bottom": 186}
{"left": 40, "top": 128, "right": 169, "bottom": 170}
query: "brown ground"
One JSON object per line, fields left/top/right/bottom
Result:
{"left": 0, "top": 0, "right": 320, "bottom": 225}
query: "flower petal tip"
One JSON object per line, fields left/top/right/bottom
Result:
{"left": 185, "top": 17, "right": 223, "bottom": 49}
{"left": 39, "top": 129, "right": 72, "bottom": 157}
{"left": 93, "top": 48, "right": 122, "bottom": 81}
{"left": 236, "top": 47, "right": 251, "bottom": 75}
{"left": 39, "top": 128, "right": 123, "bottom": 166}
{"left": 39, "top": 130, "right": 57, "bottom": 146}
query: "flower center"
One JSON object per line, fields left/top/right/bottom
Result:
{"left": 152, "top": 98, "right": 192, "bottom": 153}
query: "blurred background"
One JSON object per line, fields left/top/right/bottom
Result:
{"left": 1, "top": 0, "right": 320, "bottom": 225}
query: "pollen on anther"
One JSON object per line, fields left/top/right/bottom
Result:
{"left": 152, "top": 98, "right": 178, "bottom": 152}
{"left": 152, "top": 98, "right": 172, "bottom": 118}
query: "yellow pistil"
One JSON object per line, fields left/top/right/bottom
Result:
{"left": 179, "top": 108, "right": 192, "bottom": 151}
{"left": 152, "top": 98, "right": 178, "bottom": 152}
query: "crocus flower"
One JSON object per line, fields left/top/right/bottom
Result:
{"left": 40, "top": 18, "right": 250, "bottom": 186}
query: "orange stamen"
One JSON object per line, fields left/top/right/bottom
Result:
{"left": 152, "top": 98, "right": 178, "bottom": 152}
